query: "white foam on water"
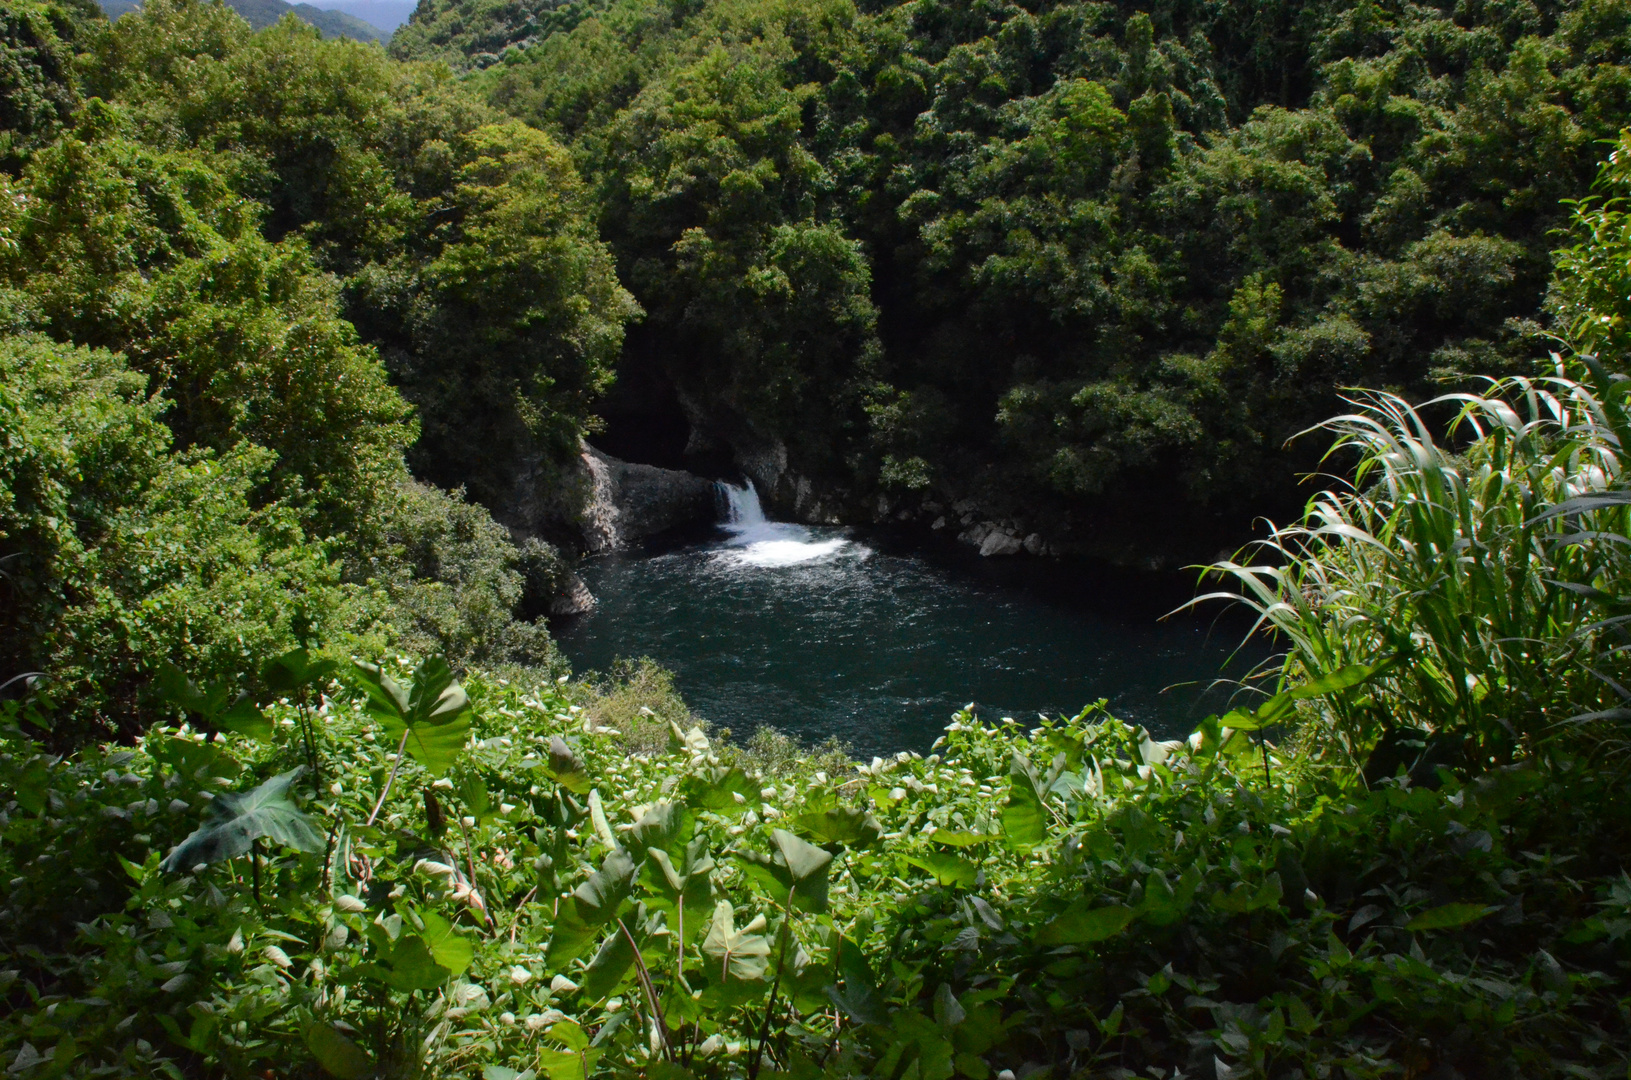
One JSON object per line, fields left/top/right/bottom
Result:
{"left": 713, "top": 480, "right": 864, "bottom": 567}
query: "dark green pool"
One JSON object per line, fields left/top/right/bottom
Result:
{"left": 555, "top": 485, "right": 1260, "bottom": 758}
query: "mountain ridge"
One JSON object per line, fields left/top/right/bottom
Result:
{"left": 98, "top": 0, "right": 391, "bottom": 41}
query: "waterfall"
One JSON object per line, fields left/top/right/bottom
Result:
{"left": 711, "top": 478, "right": 856, "bottom": 567}
{"left": 716, "top": 478, "right": 767, "bottom": 528}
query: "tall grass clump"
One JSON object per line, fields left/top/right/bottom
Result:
{"left": 1200, "top": 358, "right": 1631, "bottom": 769}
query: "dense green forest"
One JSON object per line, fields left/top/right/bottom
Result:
{"left": 432, "top": 0, "right": 1631, "bottom": 554}
{"left": 5, "top": 0, "right": 1631, "bottom": 1076}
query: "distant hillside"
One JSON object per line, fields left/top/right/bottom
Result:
{"left": 98, "top": 0, "right": 390, "bottom": 41}
{"left": 307, "top": 0, "right": 415, "bottom": 31}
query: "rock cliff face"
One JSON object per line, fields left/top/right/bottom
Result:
{"left": 503, "top": 441, "right": 718, "bottom": 554}
{"left": 575, "top": 445, "right": 718, "bottom": 553}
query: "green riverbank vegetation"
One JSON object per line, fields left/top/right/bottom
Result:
{"left": 5, "top": 0, "right": 1631, "bottom": 1076}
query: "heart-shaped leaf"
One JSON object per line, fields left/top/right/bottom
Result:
{"left": 1405, "top": 902, "right": 1498, "bottom": 931}
{"left": 681, "top": 767, "right": 758, "bottom": 816}
{"left": 640, "top": 846, "right": 713, "bottom": 921}
{"left": 356, "top": 934, "right": 449, "bottom": 991}
{"left": 304, "top": 1023, "right": 372, "bottom": 1080}
{"left": 701, "top": 900, "right": 770, "bottom": 983}
{"left": 154, "top": 663, "right": 271, "bottom": 742}
{"left": 904, "top": 851, "right": 978, "bottom": 888}
{"left": 736, "top": 830, "right": 832, "bottom": 912}
{"left": 420, "top": 910, "right": 473, "bottom": 977}
{"left": 792, "top": 806, "right": 882, "bottom": 847}
{"left": 262, "top": 649, "right": 340, "bottom": 695}
{"left": 627, "top": 801, "right": 692, "bottom": 853}
{"left": 352, "top": 658, "right": 471, "bottom": 776}
{"left": 159, "top": 769, "right": 322, "bottom": 872}
{"left": 1034, "top": 902, "right": 1137, "bottom": 945}
{"left": 573, "top": 848, "right": 638, "bottom": 926}
{"left": 545, "top": 735, "right": 591, "bottom": 794}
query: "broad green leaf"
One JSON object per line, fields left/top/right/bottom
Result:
{"left": 573, "top": 848, "right": 638, "bottom": 926}
{"left": 680, "top": 767, "right": 757, "bottom": 815}
{"left": 483, "top": 1068, "right": 537, "bottom": 1080}
{"left": 547, "top": 1020, "right": 590, "bottom": 1052}
{"left": 537, "top": 1047, "right": 602, "bottom": 1080}
{"left": 627, "top": 801, "right": 692, "bottom": 853}
{"left": 159, "top": 769, "right": 322, "bottom": 872}
{"left": 700, "top": 901, "right": 770, "bottom": 983}
{"left": 262, "top": 649, "right": 339, "bottom": 695}
{"left": 545, "top": 735, "right": 591, "bottom": 794}
{"left": 154, "top": 663, "right": 270, "bottom": 741}
{"left": 1139, "top": 866, "right": 1200, "bottom": 926}
{"left": 1001, "top": 782, "right": 1046, "bottom": 850}
{"left": 352, "top": 658, "right": 471, "bottom": 776}
{"left": 546, "top": 903, "right": 599, "bottom": 968}
{"left": 420, "top": 910, "right": 473, "bottom": 977}
{"left": 458, "top": 775, "right": 497, "bottom": 825}
{"left": 1211, "top": 873, "right": 1284, "bottom": 914}
{"left": 827, "top": 935, "right": 885, "bottom": 1024}
{"left": 582, "top": 926, "right": 637, "bottom": 1000}
{"left": 792, "top": 806, "right": 882, "bottom": 847}
{"left": 737, "top": 830, "right": 832, "bottom": 912}
{"left": 640, "top": 847, "right": 713, "bottom": 919}
{"left": 217, "top": 697, "right": 272, "bottom": 742}
{"left": 1289, "top": 658, "right": 1393, "bottom": 700}
{"left": 1405, "top": 903, "right": 1498, "bottom": 931}
{"left": 12, "top": 759, "right": 49, "bottom": 814}
{"left": 774, "top": 829, "right": 832, "bottom": 886}
{"left": 304, "top": 1023, "right": 372, "bottom": 1080}
{"left": 1034, "top": 903, "right": 1136, "bottom": 946}
{"left": 358, "top": 934, "right": 450, "bottom": 991}
{"left": 929, "top": 830, "right": 994, "bottom": 848}
{"left": 904, "top": 851, "right": 978, "bottom": 889}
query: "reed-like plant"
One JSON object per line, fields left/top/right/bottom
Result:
{"left": 1195, "top": 358, "right": 1631, "bottom": 768}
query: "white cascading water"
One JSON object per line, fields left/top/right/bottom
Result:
{"left": 714, "top": 479, "right": 856, "bottom": 567}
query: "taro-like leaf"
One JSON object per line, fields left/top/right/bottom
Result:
{"left": 736, "top": 830, "right": 832, "bottom": 912}
{"left": 572, "top": 848, "right": 638, "bottom": 926}
{"left": 420, "top": 910, "right": 473, "bottom": 977}
{"left": 827, "top": 935, "right": 885, "bottom": 1024}
{"left": 928, "top": 830, "right": 993, "bottom": 848}
{"left": 582, "top": 922, "right": 644, "bottom": 1000}
{"left": 680, "top": 766, "right": 758, "bottom": 815}
{"left": 458, "top": 774, "right": 497, "bottom": 825}
{"left": 1002, "top": 760, "right": 1047, "bottom": 851}
{"left": 1405, "top": 902, "right": 1498, "bottom": 931}
{"left": 262, "top": 648, "right": 339, "bottom": 695}
{"left": 159, "top": 769, "right": 322, "bottom": 872}
{"left": 627, "top": 801, "right": 692, "bottom": 853}
{"left": 791, "top": 805, "right": 882, "bottom": 847}
{"left": 904, "top": 851, "right": 978, "bottom": 889}
{"left": 701, "top": 900, "right": 770, "bottom": 983}
{"left": 640, "top": 846, "right": 713, "bottom": 920}
{"left": 1034, "top": 902, "right": 1137, "bottom": 946}
{"left": 545, "top": 735, "right": 591, "bottom": 794}
{"left": 352, "top": 658, "right": 471, "bottom": 776}
{"left": 154, "top": 663, "right": 271, "bottom": 742}
{"left": 304, "top": 1022, "right": 373, "bottom": 1080}
{"left": 359, "top": 934, "right": 450, "bottom": 991}
{"left": 546, "top": 903, "right": 599, "bottom": 969}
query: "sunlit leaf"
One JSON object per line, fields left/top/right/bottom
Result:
{"left": 1405, "top": 902, "right": 1498, "bottom": 931}
{"left": 304, "top": 1023, "right": 372, "bottom": 1080}
{"left": 159, "top": 769, "right": 322, "bottom": 872}
{"left": 700, "top": 901, "right": 770, "bottom": 983}
{"left": 904, "top": 851, "right": 978, "bottom": 888}
{"left": 1034, "top": 903, "right": 1136, "bottom": 945}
